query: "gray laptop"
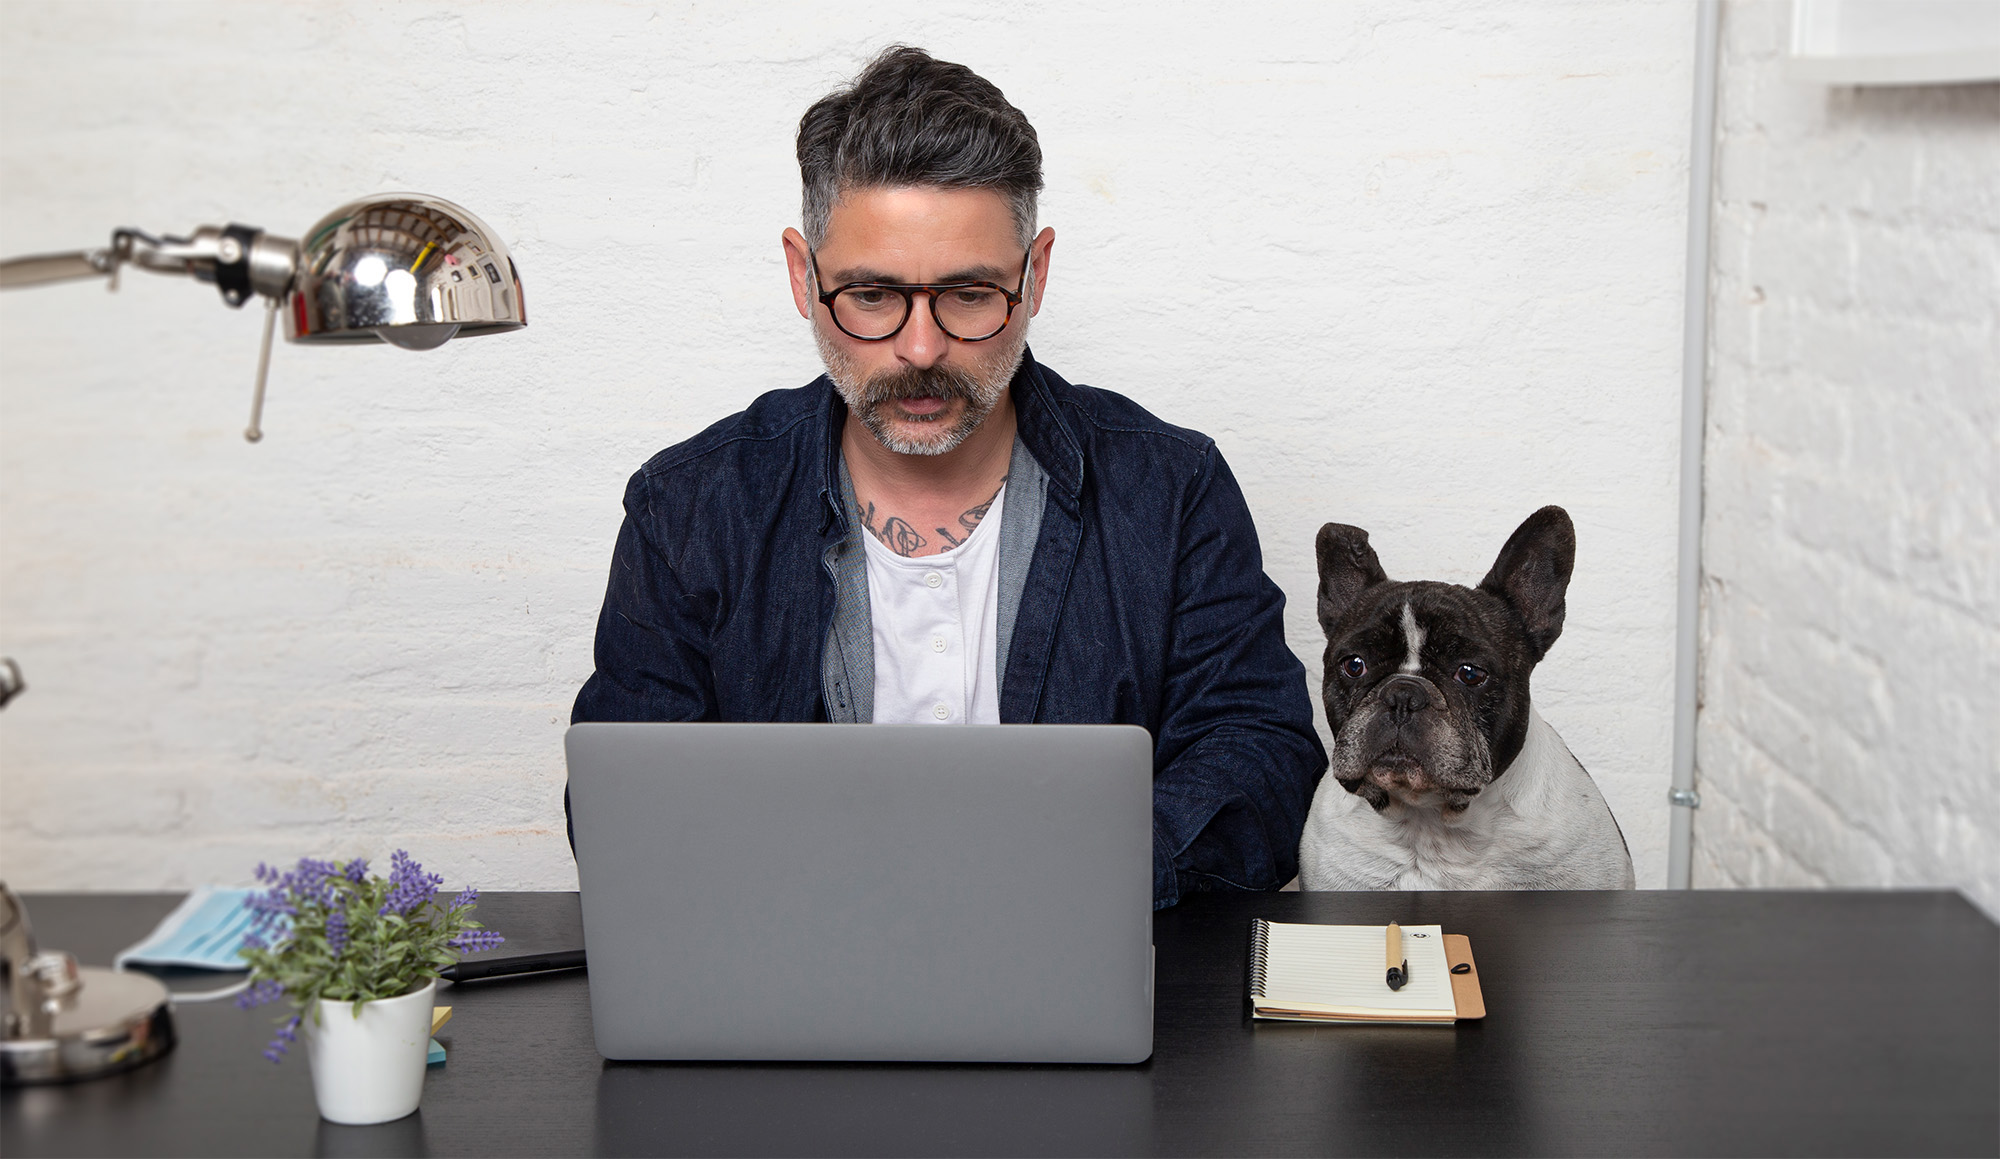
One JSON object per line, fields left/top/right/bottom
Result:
{"left": 564, "top": 722, "right": 1155, "bottom": 1064}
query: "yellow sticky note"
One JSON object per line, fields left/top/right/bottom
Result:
{"left": 431, "top": 1006, "right": 453, "bottom": 1034}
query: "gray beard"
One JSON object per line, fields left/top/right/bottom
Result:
{"left": 815, "top": 322, "right": 1028, "bottom": 457}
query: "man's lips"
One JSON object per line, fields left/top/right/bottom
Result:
{"left": 893, "top": 395, "right": 949, "bottom": 416}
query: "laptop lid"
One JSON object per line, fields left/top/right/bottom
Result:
{"left": 564, "top": 722, "right": 1155, "bottom": 1064}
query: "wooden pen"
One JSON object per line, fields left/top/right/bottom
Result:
{"left": 1385, "top": 922, "right": 1407, "bottom": 991}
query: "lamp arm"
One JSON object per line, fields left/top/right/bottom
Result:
{"left": 113, "top": 226, "right": 219, "bottom": 276}
{"left": 2, "top": 223, "right": 301, "bottom": 444}
{"left": 1, "top": 224, "right": 297, "bottom": 306}
{"left": 0, "top": 249, "right": 117, "bottom": 288}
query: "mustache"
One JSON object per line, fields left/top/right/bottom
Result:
{"left": 853, "top": 362, "right": 982, "bottom": 405}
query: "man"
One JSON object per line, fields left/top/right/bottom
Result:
{"left": 571, "top": 46, "right": 1325, "bottom": 909}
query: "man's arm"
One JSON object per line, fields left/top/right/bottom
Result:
{"left": 1150, "top": 446, "right": 1327, "bottom": 909}
{"left": 572, "top": 469, "right": 718, "bottom": 726}
{"left": 567, "top": 470, "right": 718, "bottom": 849}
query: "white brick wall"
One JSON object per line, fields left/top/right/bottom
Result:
{"left": 1696, "top": 2, "right": 2000, "bottom": 914}
{"left": 0, "top": 2, "right": 1696, "bottom": 891}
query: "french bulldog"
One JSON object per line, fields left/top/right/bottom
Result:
{"left": 1297, "top": 506, "right": 1635, "bottom": 890}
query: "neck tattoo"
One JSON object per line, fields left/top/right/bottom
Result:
{"left": 856, "top": 480, "right": 1004, "bottom": 558}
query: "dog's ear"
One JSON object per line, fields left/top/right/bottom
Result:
{"left": 1316, "top": 523, "right": 1388, "bottom": 635}
{"left": 1477, "top": 506, "right": 1575, "bottom": 661}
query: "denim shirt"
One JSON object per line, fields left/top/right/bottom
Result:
{"left": 570, "top": 353, "right": 1328, "bottom": 908}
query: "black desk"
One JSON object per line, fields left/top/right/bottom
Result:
{"left": 4, "top": 890, "right": 1995, "bottom": 1157}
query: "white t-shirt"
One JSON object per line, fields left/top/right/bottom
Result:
{"left": 860, "top": 485, "right": 1006, "bottom": 725}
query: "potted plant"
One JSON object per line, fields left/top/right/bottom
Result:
{"left": 236, "top": 851, "right": 504, "bottom": 1125}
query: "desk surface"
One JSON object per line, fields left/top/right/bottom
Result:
{"left": 3, "top": 889, "right": 1995, "bottom": 1158}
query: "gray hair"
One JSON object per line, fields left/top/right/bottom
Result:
{"left": 797, "top": 46, "right": 1043, "bottom": 251}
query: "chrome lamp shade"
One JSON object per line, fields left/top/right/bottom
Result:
{"left": 290, "top": 194, "right": 526, "bottom": 350}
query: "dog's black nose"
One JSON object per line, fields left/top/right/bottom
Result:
{"left": 1381, "top": 674, "right": 1431, "bottom": 719}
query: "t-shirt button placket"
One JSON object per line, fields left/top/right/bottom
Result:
{"left": 932, "top": 702, "right": 950, "bottom": 720}
{"left": 924, "top": 571, "right": 943, "bottom": 589}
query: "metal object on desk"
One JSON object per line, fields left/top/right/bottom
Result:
{"left": 0, "top": 192, "right": 526, "bottom": 442}
{"left": 0, "top": 883, "right": 175, "bottom": 1086}
{"left": 0, "top": 658, "right": 23, "bottom": 710}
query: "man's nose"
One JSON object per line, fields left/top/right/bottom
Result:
{"left": 891, "top": 292, "right": 949, "bottom": 368}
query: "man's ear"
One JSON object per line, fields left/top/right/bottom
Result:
{"left": 1026, "top": 226, "right": 1054, "bottom": 316}
{"left": 781, "top": 227, "right": 814, "bottom": 320}
{"left": 1477, "top": 506, "right": 1575, "bottom": 662}
{"left": 1316, "top": 523, "right": 1388, "bottom": 635}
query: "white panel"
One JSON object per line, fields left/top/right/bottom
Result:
{"left": 1790, "top": 0, "right": 2000, "bottom": 83}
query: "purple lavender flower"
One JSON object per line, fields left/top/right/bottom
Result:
{"left": 343, "top": 858, "right": 369, "bottom": 883}
{"left": 294, "top": 858, "right": 342, "bottom": 908}
{"left": 236, "top": 978, "right": 285, "bottom": 1010}
{"left": 447, "top": 928, "right": 506, "bottom": 954}
{"left": 324, "top": 906, "right": 350, "bottom": 957}
{"left": 244, "top": 886, "right": 294, "bottom": 932}
{"left": 248, "top": 857, "right": 336, "bottom": 926}
{"left": 263, "top": 1013, "right": 301, "bottom": 1064}
{"left": 449, "top": 887, "right": 479, "bottom": 910}
{"left": 379, "top": 850, "right": 444, "bottom": 917}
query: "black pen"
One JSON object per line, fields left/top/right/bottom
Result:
{"left": 439, "top": 948, "right": 587, "bottom": 983}
{"left": 1385, "top": 922, "right": 1407, "bottom": 991}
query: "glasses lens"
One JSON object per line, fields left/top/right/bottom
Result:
{"left": 933, "top": 287, "right": 1010, "bottom": 340}
{"left": 831, "top": 287, "right": 909, "bottom": 339}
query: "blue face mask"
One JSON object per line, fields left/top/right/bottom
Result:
{"left": 115, "top": 887, "right": 275, "bottom": 971}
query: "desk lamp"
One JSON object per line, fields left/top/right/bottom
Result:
{"left": 0, "top": 192, "right": 527, "bottom": 442}
{"left": 1, "top": 883, "right": 174, "bottom": 1084}
{"left": 0, "top": 193, "right": 525, "bottom": 1084}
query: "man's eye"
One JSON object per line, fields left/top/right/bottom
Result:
{"left": 948, "top": 289, "right": 998, "bottom": 308}
{"left": 845, "top": 289, "right": 896, "bottom": 310}
{"left": 1339, "top": 655, "right": 1367, "bottom": 679}
{"left": 1456, "top": 664, "right": 1488, "bottom": 688}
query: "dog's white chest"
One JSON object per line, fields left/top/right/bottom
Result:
{"left": 1299, "top": 711, "right": 1634, "bottom": 891}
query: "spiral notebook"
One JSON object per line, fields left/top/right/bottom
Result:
{"left": 1247, "top": 920, "right": 1486, "bottom": 1023}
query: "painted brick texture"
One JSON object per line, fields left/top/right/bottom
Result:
{"left": 1695, "top": 2, "right": 2000, "bottom": 914}
{"left": 0, "top": 3, "right": 1696, "bottom": 890}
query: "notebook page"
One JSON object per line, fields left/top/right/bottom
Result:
{"left": 1260, "top": 923, "right": 1455, "bottom": 1014}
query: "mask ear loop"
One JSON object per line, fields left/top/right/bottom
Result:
{"left": 111, "top": 966, "right": 252, "bottom": 1004}
{"left": 166, "top": 977, "right": 253, "bottom": 1004}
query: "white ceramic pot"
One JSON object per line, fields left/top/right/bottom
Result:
{"left": 302, "top": 979, "right": 436, "bottom": 1125}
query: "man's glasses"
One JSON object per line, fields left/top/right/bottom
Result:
{"left": 811, "top": 249, "right": 1029, "bottom": 343}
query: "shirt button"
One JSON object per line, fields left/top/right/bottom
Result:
{"left": 932, "top": 636, "right": 947, "bottom": 653}
{"left": 924, "top": 571, "right": 943, "bottom": 588}
{"left": 932, "top": 703, "right": 950, "bottom": 720}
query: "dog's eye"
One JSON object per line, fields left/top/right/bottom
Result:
{"left": 1456, "top": 664, "right": 1489, "bottom": 688}
{"left": 1339, "top": 655, "right": 1367, "bottom": 680}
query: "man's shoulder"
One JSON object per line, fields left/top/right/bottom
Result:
{"left": 635, "top": 378, "right": 829, "bottom": 481}
{"left": 1029, "top": 361, "right": 1217, "bottom": 472}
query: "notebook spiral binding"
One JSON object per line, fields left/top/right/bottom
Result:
{"left": 1247, "top": 917, "right": 1271, "bottom": 998}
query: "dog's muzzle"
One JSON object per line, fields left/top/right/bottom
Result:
{"left": 1335, "top": 672, "right": 1488, "bottom": 808}
{"left": 1378, "top": 673, "right": 1436, "bottom": 721}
